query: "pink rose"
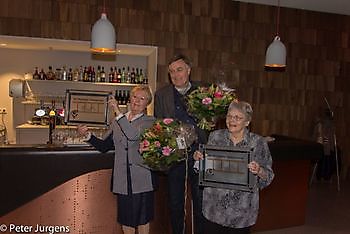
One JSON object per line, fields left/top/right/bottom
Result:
{"left": 154, "top": 122, "right": 162, "bottom": 131}
{"left": 163, "top": 118, "right": 174, "bottom": 125}
{"left": 142, "top": 140, "right": 150, "bottom": 147}
{"left": 202, "top": 97, "right": 212, "bottom": 105}
{"left": 214, "top": 91, "right": 223, "bottom": 99}
{"left": 162, "top": 146, "right": 172, "bottom": 156}
{"left": 154, "top": 141, "right": 161, "bottom": 147}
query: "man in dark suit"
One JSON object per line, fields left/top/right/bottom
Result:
{"left": 154, "top": 54, "right": 207, "bottom": 234}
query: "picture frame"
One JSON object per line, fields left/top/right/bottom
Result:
{"left": 64, "top": 89, "right": 112, "bottom": 126}
{"left": 198, "top": 144, "right": 256, "bottom": 192}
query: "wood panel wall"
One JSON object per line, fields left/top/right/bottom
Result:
{"left": 0, "top": 0, "right": 349, "bottom": 177}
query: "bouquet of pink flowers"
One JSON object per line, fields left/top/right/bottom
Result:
{"left": 140, "top": 118, "right": 197, "bottom": 171}
{"left": 187, "top": 83, "right": 237, "bottom": 130}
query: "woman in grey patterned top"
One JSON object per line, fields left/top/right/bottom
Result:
{"left": 194, "top": 101, "right": 274, "bottom": 234}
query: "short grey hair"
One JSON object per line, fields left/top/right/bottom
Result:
{"left": 228, "top": 101, "right": 253, "bottom": 121}
{"left": 130, "top": 85, "right": 153, "bottom": 105}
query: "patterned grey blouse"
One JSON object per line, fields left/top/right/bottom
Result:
{"left": 202, "top": 128, "right": 274, "bottom": 228}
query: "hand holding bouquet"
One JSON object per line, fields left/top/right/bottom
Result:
{"left": 187, "top": 83, "right": 237, "bottom": 130}
{"left": 139, "top": 118, "right": 197, "bottom": 171}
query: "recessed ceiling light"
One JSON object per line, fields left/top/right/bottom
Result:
{"left": 0, "top": 43, "right": 7, "bottom": 46}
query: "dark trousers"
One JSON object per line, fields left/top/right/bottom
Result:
{"left": 167, "top": 159, "right": 204, "bottom": 234}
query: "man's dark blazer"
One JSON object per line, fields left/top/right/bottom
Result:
{"left": 154, "top": 81, "right": 208, "bottom": 144}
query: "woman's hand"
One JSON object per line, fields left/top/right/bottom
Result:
{"left": 108, "top": 95, "right": 121, "bottom": 116}
{"left": 248, "top": 161, "right": 266, "bottom": 179}
{"left": 77, "top": 124, "right": 90, "bottom": 137}
{"left": 193, "top": 150, "right": 204, "bottom": 161}
{"left": 139, "top": 141, "right": 149, "bottom": 153}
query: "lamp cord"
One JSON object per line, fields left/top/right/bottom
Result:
{"left": 103, "top": 0, "right": 106, "bottom": 14}
{"left": 276, "top": 0, "right": 280, "bottom": 36}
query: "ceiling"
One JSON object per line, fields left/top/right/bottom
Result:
{"left": 235, "top": 0, "right": 350, "bottom": 16}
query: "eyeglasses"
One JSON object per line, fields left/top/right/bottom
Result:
{"left": 131, "top": 95, "right": 146, "bottom": 101}
{"left": 226, "top": 115, "right": 245, "bottom": 122}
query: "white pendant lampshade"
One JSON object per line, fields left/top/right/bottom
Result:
{"left": 91, "top": 13, "right": 116, "bottom": 53}
{"left": 265, "top": 36, "right": 286, "bottom": 68}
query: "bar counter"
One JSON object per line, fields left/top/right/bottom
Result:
{"left": 0, "top": 136, "right": 323, "bottom": 233}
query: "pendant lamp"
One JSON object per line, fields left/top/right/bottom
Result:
{"left": 91, "top": 4, "right": 116, "bottom": 54}
{"left": 265, "top": 0, "right": 286, "bottom": 68}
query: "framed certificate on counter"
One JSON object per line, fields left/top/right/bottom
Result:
{"left": 65, "top": 89, "right": 112, "bottom": 126}
{"left": 198, "top": 144, "right": 256, "bottom": 192}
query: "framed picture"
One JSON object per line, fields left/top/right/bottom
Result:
{"left": 65, "top": 89, "right": 112, "bottom": 126}
{"left": 199, "top": 144, "right": 256, "bottom": 192}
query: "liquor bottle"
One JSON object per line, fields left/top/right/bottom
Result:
{"left": 73, "top": 67, "right": 79, "bottom": 81}
{"left": 78, "top": 66, "right": 84, "bottom": 81}
{"left": 139, "top": 68, "right": 144, "bottom": 84}
{"left": 113, "top": 66, "right": 118, "bottom": 83}
{"left": 117, "top": 68, "right": 122, "bottom": 83}
{"left": 100, "top": 66, "right": 106, "bottom": 82}
{"left": 67, "top": 67, "right": 73, "bottom": 81}
{"left": 126, "top": 90, "right": 130, "bottom": 104}
{"left": 33, "top": 67, "right": 40, "bottom": 80}
{"left": 91, "top": 67, "right": 96, "bottom": 82}
{"left": 115, "top": 89, "right": 121, "bottom": 103}
{"left": 39, "top": 68, "right": 47, "bottom": 80}
{"left": 135, "top": 68, "right": 140, "bottom": 84}
{"left": 126, "top": 66, "right": 131, "bottom": 83}
{"left": 61, "top": 66, "right": 67, "bottom": 81}
{"left": 96, "top": 65, "right": 101, "bottom": 82}
{"left": 46, "top": 66, "right": 56, "bottom": 80}
{"left": 83, "top": 66, "right": 88, "bottom": 82}
{"left": 87, "top": 66, "right": 92, "bottom": 82}
{"left": 143, "top": 69, "right": 148, "bottom": 84}
{"left": 131, "top": 67, "right": 136, "bottom": 84}
{"left": 109, "top": 67, "right": 114, "bottom": 83}
{"left": 121, "top": 67, "right": 126, "bottom": 83}
{"left": 119, "top": 90, "right": 125, "bottom": 105}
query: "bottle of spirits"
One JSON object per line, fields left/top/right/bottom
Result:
{"left": 117, "top": 68, "right": 122, "bottom": 83}
{"left": 78, "top": 66, "right": 84, "bottom": 81}
{"left": 96, "top": 65, "right": 101, "bottom": 82}
{"left": 67, "top": 67, "right": 73, "bottom": 81}
{"left": 46, "top": 66, "right": 56, "bottom": 80}
{"left": 109, "top": 67, "right": 114, "bottom": 83}
{"left": 113, "top": 66, "right": 118, "bottom": 83}
{"left": 73, "top": 67, "right": 79, "bottom": 81}
{"left": 121, "top": 67, "right": 126, "bottom": 83}
{"left": 131, "top": 67, "right": 136, "bottom": 84}
{"left": 61, "top": 66, "right": 67, "bottom": 81}
{"left": 100, "top": 66, "right": 106, "bottom": 82}
{"left": 126, "top": 66, "right": 131, "bottom": 83}
{"left": 91, "top": 67, "right": 96, "bottom": 82}
{"left": 33, "top": 67, "right": 40, "bottom": 80}
{"left": 139, "top": 68, "right": 144, "bottom": 84}
{"left": 39, "top": 68, "right": 47, "bottom": 80}
{"left": 143, "top": 69, "right": 148, "bottom": 84}
{"left": 83, "top": 66, "right": 88, "bottom": 82}
{"left": 87, "top": 66, "right": 92, "bottom": 82}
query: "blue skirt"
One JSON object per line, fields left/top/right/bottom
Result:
{"left": 117, "top": 191, "right": 154, "bottom": 227}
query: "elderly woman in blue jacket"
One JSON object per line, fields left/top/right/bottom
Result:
{"left": 77, "top": 85, "right": 155, "bottom": 234}
{"left": 194, "top": 101, "right": 274, "bottom": 234}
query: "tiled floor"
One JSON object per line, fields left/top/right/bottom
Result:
{"left": 255, "top": 179, "right": 350, "bottom": 234}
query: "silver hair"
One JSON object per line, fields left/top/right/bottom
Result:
{"left": 228, "top": 101, "right": 253, "bottom": 121}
